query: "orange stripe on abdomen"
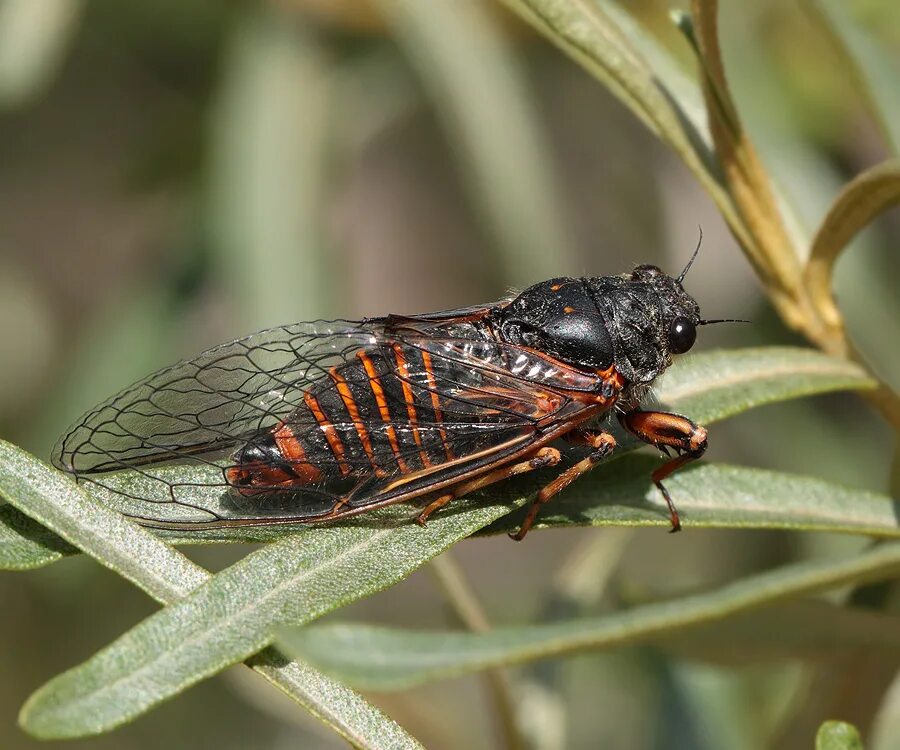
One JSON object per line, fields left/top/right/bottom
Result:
{"left": 329, "top": 366, "right": 386, "bottom": 477}
{"left": 304, "top": 392, "right": 352, "bottom": 476}
{"left": 273, "top": 422, "right": 323, "bottom": 483}
{"left": 391, "top": 344, "right": 431, "bottom": 467}
{"left": 357, "top": 351, "right": 409, "bottom": 473}
{"left": 420, "top": 349, "right": 454, "bottom": 461}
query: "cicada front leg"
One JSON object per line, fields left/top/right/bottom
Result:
{"left": 617, "top": 410, "right": 708, "bottom": 532}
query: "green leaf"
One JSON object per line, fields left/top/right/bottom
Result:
{"left": 811, "top": 0, "right": 900, "bottom": 156}
{"left": 653, "top": 346, "right": 874, "bottom": 424}
{"left": 481, "top": 458, "right": 900, "bottom": 536}
{"left": 277, "top": 540, "right": 900, "bottom": 691}
{"left": 816, "top": 720, "right": 864, "bottom": 750}
{"left": 18, "top": 485, "right": 523, "bottom": 738}
{"left": 663, "top": 599, "right": 900, "bottom": 665}
{"left": 499, "top": 0, "right": 748, "bottom": 246}
{"left": 245, "top": 656, "right": 425, "bottom": 750}
{"left": 804, "top": 160, "right": 900, "bottom": 332}
{"left": 600, "top": 2, "right": 708, "bottom": 143}
{"left": 0, "top": 440, "right": 207, "bottom": 600}
{"left": 0, "top": 441, "right": 422, "bottom": 747}
{"left": 0, "top": 503, "right": 75, "bottom": 570}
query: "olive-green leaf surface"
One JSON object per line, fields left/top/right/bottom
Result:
{"left": 17, "top": 472, "right": 526, "bottom": 739}
{"left": 0, "top": 440, "right": 207, "bottom": 600}
{"left": 810, "top": 0, "right": 900, "bottom": 156}
{"left": 0, "top": 501, "right": 75, "bottom": 570}
{"left": 481, "top": 458, "right": 900, "bottom": 536}
{"left": 0, "top": 442, "right": 422, "bottom": 747}
{"left": 652, "top": 346, "right": 873, "bottom": 424}
{"left": 500, "top": 0, "right": 747, "bottom": 247}
{"left": 276, "top": 540, "right": 900, "bottom": 691}
{"left": 599, "top": 1, "right": 707, "bottom": 143}
{"left": 805, "top": 160, "right": 900, "bottom": 332}
{"left": 816, "top": 720, "right": 864, "bottom": 750}
{"left": 0, "top": 346, "right": 875, "bottom": 568}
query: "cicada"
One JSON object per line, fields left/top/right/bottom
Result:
{"left": 53, "top": 256, "right": 728, "bottom": 539}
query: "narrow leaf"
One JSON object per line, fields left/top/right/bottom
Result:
{"left": 804, "top": 160, "right": 900, "bottom": 331}
{"left": 0, "top": 441, "right": 422, "bottom": 747}
{"left": 500, "top": 0, "right": 745, "bottom": 244}
{"left": 245, "top": 656, "right": 425, "bottom": 750}
{"left": 600, "top": 2, "right": 708, "bottom": 143}
{"left": 663, "top": 599, "right": 900, "bottom": 664}
{"left": 654, "top": 346, "right": 874, "bottom": 424}
{"left": 19, "top": 492, "right": 522, "bottom": 737}
{"left": 0, "top": 503, "right": 75, "bottom": 570}
{"left": 0, "top": 440, "right": 206, "bottom": 600}
{"left": 481, "top": 459, "right": 900, "bottom": 536}
{"left": 278, "top": 540, "right": 900, "bottom": 690}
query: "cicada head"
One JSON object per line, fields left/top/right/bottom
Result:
{"left": 584, "top": 264, "right": 701, "bottom": 386}
{"left": 495, "top": 265, "right": 703, "bottom": 387}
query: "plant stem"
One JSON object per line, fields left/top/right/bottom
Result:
{"left": 430, "top": 552, "right": 527, "bottom": 750}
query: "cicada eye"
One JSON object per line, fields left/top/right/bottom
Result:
{"left": 668, "top": 316, "right": 696, "bottom": 354}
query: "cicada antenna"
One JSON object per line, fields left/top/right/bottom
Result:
{"left": 677, "top": 226, "right": 703, "bottom": 283}
{"left": 697, "top": 318, "right": 751, "bottom": 325}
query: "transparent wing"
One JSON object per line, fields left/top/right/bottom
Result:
{"left": 53, "top": 318, "right": 611, "bottom": 528}
{"left": 53, "top": 321, "right": 393, "bottom": 474}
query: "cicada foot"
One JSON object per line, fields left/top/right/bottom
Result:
{"left": 617, "top": 409, "right": 708, "bottom": 532}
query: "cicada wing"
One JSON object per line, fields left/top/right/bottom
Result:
{"left": 52, "top": 320, "right": 388, "bottom": 474}
{"left": 55, "top": 318, "right": 611, "bottom": 529}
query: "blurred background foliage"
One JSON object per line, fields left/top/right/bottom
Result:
{"left": 0, "top": 0, "right": 897, "bottom": 748}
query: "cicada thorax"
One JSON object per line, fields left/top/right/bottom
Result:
{"left": 224, "top": 339, "right": 557, "bottom": 497}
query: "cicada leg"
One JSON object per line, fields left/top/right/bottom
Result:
{"left": 510, "top": 429, "right": 617, "bottom": 541}
{"left": 617, "top": 409, "right": 708, "bottom": 532}
{"left": 415, "top": 446, "right": 562, "bottom": 526}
